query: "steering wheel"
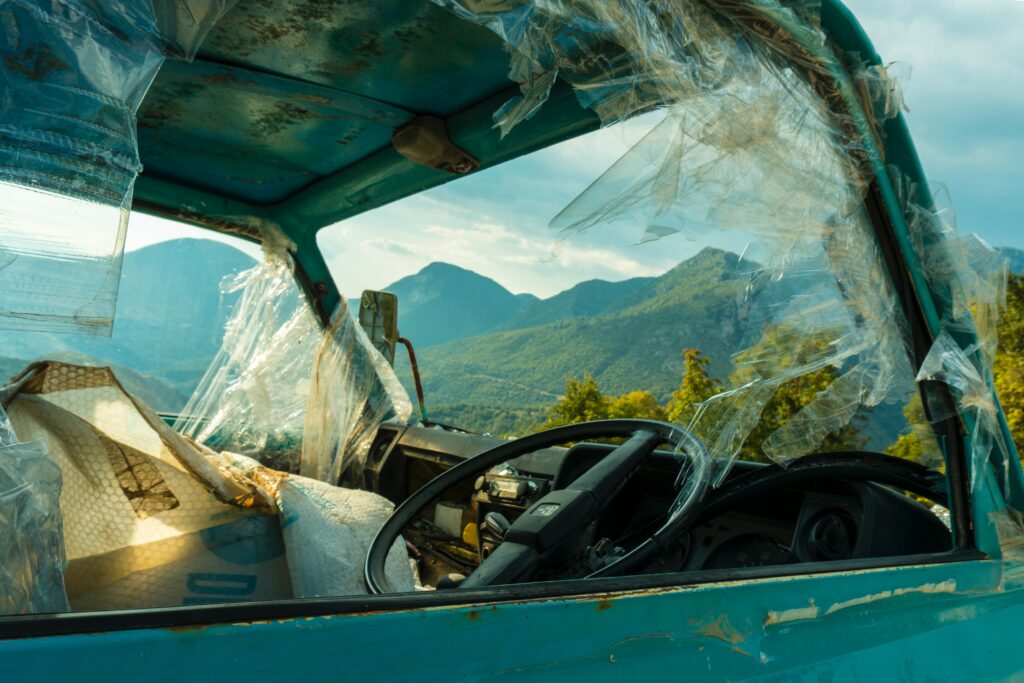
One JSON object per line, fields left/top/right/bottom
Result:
{"left": 365, "top": 419, "right": 708, "bottom": 594}
{"left": 689, "top": 450, "right": 949, "bottom": 524}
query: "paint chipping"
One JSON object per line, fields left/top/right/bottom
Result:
{"left": 764, "top": 599, "right": 819, "bottom": 625}
{"left": 938, "top": 604, "right": 979, "bottom": 624}
{"left": 294, "top": 94, "right": 333, "bottom": 105}
{"left": 823, "top": 580, "right": 957, "bottom": 616}
{"left": 765, "top": 580, "right": 959, "bottom": 626}
{"left": 694, "top": 614, "right": 746, "bottom": 644}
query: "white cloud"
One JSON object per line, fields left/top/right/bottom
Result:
{"left": 315, "top": 1, "right": 1024, "bottom": 300}
{"left": 844, "top": 1, "right": 1024, "bottom": 169}
{"left": 362, "top": 239, "right": 417, "bottom": 257}
{"left": 843, "top": 0, "right": 1024, "bottom": 244}
{"left": 318, "top": 181, "right": 688, "bottom": 298}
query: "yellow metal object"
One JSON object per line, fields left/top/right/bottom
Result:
{"left": 462, "top": 522, "right": 479, "bottom": 548}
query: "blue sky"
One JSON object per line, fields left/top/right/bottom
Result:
{"left": 845, "top": 0, "right": 1024, "bottom": 250}
{"left": 130, "top": 0, "right": 1024, "bottom": 299}
{"left": 316, "top": 0, "right": 1024, "bottom": 297}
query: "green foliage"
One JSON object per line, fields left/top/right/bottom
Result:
{"left": 443, "top": 323, "right": 872, "bottom": 460}
{"left": 403, "top": 249, "right": 747, "bottom": 410}
{"left": 544, "top": 378, "right": 678, "bottom": 428}
{"left": 725, "top": 327, "right": 865, "bottom": 463}
{"left": 885, "top": 272, "right": 1024, "bottom": 465}
{"left": 883, "top": 394, "right": 940, "bottom": 466}
{"left": 667, "top": 348, "right": 719, "bottom": 425}
{"left": 886, "top": 432, "right": 923, "bottom": 462}
{"left": 995, "top": 273, "right": 1024, "bottom": 455}
{"left": 608, "top": 390, "right": 667, "bottom": 421}
{"left": 428, "top": 403, "right": 547, "bottom": 437}
{"left": 544, "top": 374, "right": 608, "bottom": 428}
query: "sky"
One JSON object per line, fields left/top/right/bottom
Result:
{"left": 128, "top": 0, "right": 1024, "bottom": 299}
{"left": 843, "top": 0, "right": 1024, "bottom": 252}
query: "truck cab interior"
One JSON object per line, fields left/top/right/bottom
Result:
{"left": 1, "top": 0, "right": 1008, "bottom": 620}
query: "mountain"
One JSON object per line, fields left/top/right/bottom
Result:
{"left": 375, "top": 263, "right": 658, "bottom": 348}
{"left": 998, "top": 246, "right": 1024, "bottom": 274}
{"left": 0, "top": 238, "right": 256, "bottom": 411}
{"left": 4, "top": 235, "right": 1015, "bottom": 435}
{"left": 493, "top": 275, "right": 655, "bottom": 332}
{"left": 398, "top": 248, "right": 750, "bottom": 411}
{"left": 380, "top": 262, "right": 538, "bottom": 347}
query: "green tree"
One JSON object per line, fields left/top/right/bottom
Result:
{"left": 667, "top": 348, "right": 720, "bottom": 426}
{"left": 727, "top": 327, "right": 865, "bottom": 463}
{"left": 607, "top": 390, "right": 667, "bottom": 421}
{"left": 544, "top": 373, "right": 608, "bottom": 428}
{"left": 995, "top": 273, "right": 1024, "bottom": 455}
{"left": 884, "top": 393, "right": 942, "bottom": 466}
{"left": 885, "top": 274, "right": 1024, "bottom": 467}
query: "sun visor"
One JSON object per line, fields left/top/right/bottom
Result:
{"left": 0, "top": 0, "right": 235, "bottom": 335}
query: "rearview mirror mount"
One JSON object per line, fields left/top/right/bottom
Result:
{"left": 357, "top": 290, "right": 399, "bottom": 365}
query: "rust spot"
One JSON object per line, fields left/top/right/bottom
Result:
{"left": 354, "top": 31, "right": 384, "bottom": 58}
{"left": 694, "top": 614, "right": 746, "bottom": 645}
{"left": 166, "top": 623, "right": 213, "bottom": 633}
{"left": 3, "top": 45, "right": 70, "bottom": 80}
{"left": 216, "top": 0, "right": 361, "bottom": 58}
{"left": 393, "top": 28, "right": 422, "bottom": 45}
{"left": 252, "top": 101, "right": 332, "bottom": 137}
{"left": 294, "top": 94, "right": 332, "bottom": 105}
{"left": 202, "top": 73, "right": 239, "bottom": 85}
{"left": 596, "top": 600, "right": 614, "bottom": 611}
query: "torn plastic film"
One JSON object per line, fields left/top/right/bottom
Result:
{"left": 0, "top": 0, "right": 236, "bottom": 335}
{"left": 433, "top": 0, "right": 935, "bottom": 519}
{"left": 174, "top": 223, "right": 413, "bottom": 483}
{"left": 0, "top": 401, "right": 68, "bottom": 615}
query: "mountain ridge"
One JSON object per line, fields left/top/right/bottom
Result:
{"left": 1, "top": 238, "right": 1019, "bottom": 432}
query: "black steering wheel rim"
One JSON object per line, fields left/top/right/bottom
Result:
{"left": 691, "top": 450, "right": 949, "bottom": 526}
{"left": 365, "top": 419, "right": 708, "bottom": 594}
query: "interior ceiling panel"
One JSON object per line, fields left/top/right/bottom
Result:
{"left": 137, "top": 0, "right": 514, "bottom": 205}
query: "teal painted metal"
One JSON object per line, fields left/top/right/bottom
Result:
{"left": 138, "top": 59, "right": 414, "bottom": 204}
{"left": 5, "top": 1, "right": 1024, "bottom": 679}
{"left": 4, "top": 559, "right": 1023, "bottom": 681}
{"left": 273, "top": 83, "right": 600, "bottom": 316}
{"left": 135, "top": 0, "right": 512, "bottom": 206}
{"left": 818, "top": 0, "right": 1024, "bottom": 544}
{"left": 195, "top": 0, "right": 512, "bottom": 116}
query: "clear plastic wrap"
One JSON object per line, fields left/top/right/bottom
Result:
{"left": 175, "top": 225, "right": 412, "bottom": 482}
{"left": 0, "top": 403, "right": 69, "bottom": 614}
{"left": 174, "top": 228, "right": 319, "bottom": 469}
{"left": 0, "top": 0, "right": 235, "bottom": 334}
{"left": 434, "top": 0, "right": 926, "bottom": 517}
{"left": 894, "top": 171, "right": 1016, "bottom": 499}
{"left": 302, "top": 303, "right": 416, "bottom": 484}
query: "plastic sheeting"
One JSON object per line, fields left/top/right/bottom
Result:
{"left": 174, "top": 225, "right": 413, "bottom": 484}
{"left": 0, "top": 0, "right": 235, "bottom": 334}
{"left": 434, "top": 0, "right": 1015, "bottom": 522}
{"left": 436, "top": 0, "right": 912, "bottom": 499}
{"left": 1, "top": 360, "right": 414, "bottom": 613}
{"left": 899, "top": 188, "right": 1016, "bottom": 500}
{"left": 0, "top": 401, "right": 68, "bottom": 614}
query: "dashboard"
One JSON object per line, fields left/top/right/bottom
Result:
{"left": 357, "top": 424, "right": 951, "bottom": 584}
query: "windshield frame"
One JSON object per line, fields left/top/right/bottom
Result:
{"left": 3, "top": 0, "right": 1005, "bottom": 633}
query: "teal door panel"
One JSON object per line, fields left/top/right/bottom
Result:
{"left": 3, "top": 559, "right": 1019, "bottom": 681}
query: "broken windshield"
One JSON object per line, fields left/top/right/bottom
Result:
{"left": 7, "top": 0, "right": 1015, "bottom": 616}
{"left": 317, "top": 111, "right": 943, "bottom": 473}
